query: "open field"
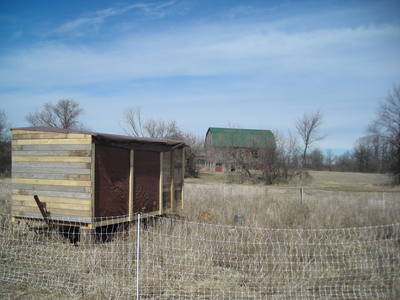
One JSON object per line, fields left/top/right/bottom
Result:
{"left": 186, "top": 170, "right": 400, "bottom": 192}
{"left": 1, "top": 171, "right": 400, "bottom": 298}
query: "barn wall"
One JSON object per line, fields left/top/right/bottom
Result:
{"left": 11, "top": 130, "right": 93, "bottom": 223}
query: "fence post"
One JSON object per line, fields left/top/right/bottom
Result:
{"left": 136, "top": 213, "right": 141, "bottom": 300}
{"left": 300, "top": 187, "right": 304, "bottom": 204}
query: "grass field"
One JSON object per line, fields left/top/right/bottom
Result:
{"left": 0, "top": 171, "right": 399, "bottom": 298}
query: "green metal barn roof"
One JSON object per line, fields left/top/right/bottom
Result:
{"left": 206, "top": 127, "right": 275, "bottom": 148}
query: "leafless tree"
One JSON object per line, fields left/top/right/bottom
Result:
{"left": 123, "top": 107, "right": 145, "bottom": 137}
{"left": 0, "top": 110, "right": 10, "bottom": 141}
{"left": 144, "top": 119, "right": 181, "bottom": 139}
{"left": 0, "top": 110, "right": 11, "bottom": 175}
{"left": 123, "top": 106, "right": 182, "bottom": 139}
{"left": 26, "top": 99, "right": 85, "bottom": 130}
{"left": 374, "top": 84, "right": 400, "bottom": 182}
{"left": 296, "top": 110, "right": 324, "bottom": 167}
{"left": 123, "top": 106, "right": 203, "bottom": 177}
{"left": 325, "top": 149, "right": 335, "bottom": 171}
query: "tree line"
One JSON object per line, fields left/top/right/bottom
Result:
{"left": 0, "top": 84, "right": 399, "bottom": 184}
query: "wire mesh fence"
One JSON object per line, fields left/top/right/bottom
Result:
{"left": 1, "top": 213, "right": 399, "bottom": 299}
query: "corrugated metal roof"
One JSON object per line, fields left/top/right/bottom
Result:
{"left": 12, "top": 127, "right": 186, "bottom": 151}
{"left": 207, "top": 127, "right": 275, "bottom": 148}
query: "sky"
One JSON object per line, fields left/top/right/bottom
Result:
{"left": 0, "top": 0, "right": 400, "bottom": 154}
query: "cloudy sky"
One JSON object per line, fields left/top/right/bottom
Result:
{"left": 1, "top": 0, "right": 399, "bottom": 153}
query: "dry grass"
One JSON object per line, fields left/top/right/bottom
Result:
{"left": 187, "top": 169, "right": 400, "bottom": 192}
{"left": 1, "top": 173, "right": 400, "bottom": 298}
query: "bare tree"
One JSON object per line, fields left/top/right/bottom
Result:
{"left": 123, "top": 106, "right": 182, "bottom": 139}
{"left": 325, "top": 149, "right": 335, "bottom": 171}
{"left": 123, "top": 107, "right": 145, "bottom": 137}
{"left": 0, "top": 110, "right": 10, "bottom": 141}
{"left": 296, "top": 110, "right": 324, "bottom": 167}
{"left": 144, "top": 119, "right": 180, "bottom": 139}
{"left": 0, "top": 110, "right": 11, "bottom": 175}
{"left": 26, "top": 99, "right": 85, "bottom": 130}
{"left": 374, "top": 84, "right": 400, "bottom": 183}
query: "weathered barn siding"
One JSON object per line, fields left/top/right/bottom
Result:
{"left": 11, "top": 129, "right": 93, "bottom": 222}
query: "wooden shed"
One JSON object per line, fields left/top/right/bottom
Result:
{"left": 11, "top": 127, "right": 185, "bottom": 228}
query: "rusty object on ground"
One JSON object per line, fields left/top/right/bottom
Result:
{"left": 33, "top": 195, "right": 52, "bottom": 227}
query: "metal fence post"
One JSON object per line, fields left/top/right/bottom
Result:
{"left": 300, "top": 187, "right": 304, "bottom": 204}
{"left": 136, "top": 213, "right": 141, "bottom": 300}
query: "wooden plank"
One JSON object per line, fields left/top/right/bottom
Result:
{"left": 12, "top": 194, "right": 90, "bottom": 204}
{"left": 12, "top": 161, "right": 90, "bottom": 169}
{"left": 12, "top": 205, "right": 92, "bottom": 217}
{"left": 129, "top": 150, "right": 134, "bottom": 220}
{"left": 12, "top": 212, "right": 91, "bottom": 224}
{"left": 13, "top": 150, "right": 91, "bottom": 157}
{"left": 12, "top": 172, "right": 90, "bottom": 181}
{"left": 12, "top": 132, "right": 89, "bottom": 140}
{"left": 12, "top": 144, "right": 92, "bottom": 151}
{"left": 13, "top": 199, "right": 91, "bottom": 210}
{"left": 12, "top": 183, "right": 90, "bottom": 193}
{"left": 12, "top": 166, "right": 91, "bottom": 175}
{"left": 93, "top": 210, "right": 159, "bottom": 227}
{"left": 159, "top": 152, "right": 163, "bottom": 215}
{"left": 13, "top": 189, "right": 91, "bottom": 199}
{"left": 13, "top": 138, "right": 91, "bottom": 145}
{"left": 12, "top": 178, "right": 91, "bottom": 187}
{"left": 13, "top": 156, "right": 91, "bottom": 163}
{"left": 90, "top": 143, "right": 95, "bottom": 221}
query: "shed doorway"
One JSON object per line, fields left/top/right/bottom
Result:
{"left": 134, "top": 150, "right": 160, "bottom": 213}
{"left": 95, "top": 145, "right": 130, "bottom": 217}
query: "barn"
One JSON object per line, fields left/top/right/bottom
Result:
{"left": 11, "top": 127, "right": 185, "bottom": 228}
{"left": 205, "top": 127, "right": 275, "bottom": 172}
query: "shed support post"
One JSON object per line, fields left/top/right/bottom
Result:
{"left": 129, "top": 150, "right": 134, "bottom": 221}
{"left": 170, "top": 150, "right": 175, "bottom": 212}
{"left": 159, "top": 152, "right": 163, "bottom": 215}
{"left": 181, "top": 148, "right": 185, "bottom": 210}
{"left": 136, "top": 213, "right": 141, "bottom": 300}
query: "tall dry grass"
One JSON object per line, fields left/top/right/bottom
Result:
{"left": 0, "top": 181, "right": 399, "bottom": 298}
{"left": 183, "top": 183, "right": 400, "bottom": 228}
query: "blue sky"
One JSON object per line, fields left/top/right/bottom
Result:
{"left": 1, "top": 0, "right": 400, "bottom": 153}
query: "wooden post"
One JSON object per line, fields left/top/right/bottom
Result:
{"left": 181, "top": 148, "right": 185, "bottom": 210}
{"left": 170, "top": 150, "right": 175, "bottom": 212}
{"left": 300, "top": 187, "right": 304, "bottom": 203}
{"left": 129, "top": 150, "right": 134, "bottom": 220}
{"left": 91, "top": 142, "right": 95, "bottom": 223}
{"left": 159, "top": 152, "right": 163, "bottom": 215}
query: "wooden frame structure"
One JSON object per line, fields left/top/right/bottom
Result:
{"left": 11, "top": 127, "right": 185, "bottom": 228}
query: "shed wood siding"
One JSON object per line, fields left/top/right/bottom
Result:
{"left": 11, "top": 127, "right": 186, "bottom": 225}
{"left": 11, "top": 130, "right": 92, "bottom": 221}
{"left": 134, "top": 150, "right": 160, "bottom": 213}
{"left": 95, "top": 145, "right": 130, "bottom": 217}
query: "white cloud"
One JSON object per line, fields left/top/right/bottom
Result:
{"left": 1, "top": 22, "right": 399, "bottom": 90}
{"left": 56, "top": 1, "right": 179, "bottom": 34}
